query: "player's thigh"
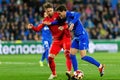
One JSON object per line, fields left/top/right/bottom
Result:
{"left": 49, "top": 41, "right": 62, "bottom": 57}
{"left": 71, "top": 38, "right": 79, "bottom": 50}
{"left": 63, "top": 38, "right": 71, "bottom": 50}
{"left": 70, "top": 38, "right": 79, "bottom": 54}
{"left": 78, "top": 34, "right": 89, "bottom": 58}
{"left": 79, "top": 34, "right": 89, "bottom": 50}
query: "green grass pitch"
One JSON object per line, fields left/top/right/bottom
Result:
{"left": 0, "top": 52, "right": 120, "bottom": 80}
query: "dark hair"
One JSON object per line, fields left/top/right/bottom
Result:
{"left": 56, "top": 5, "right": 67, "bottom": 12}
{"left": 43, "top": 2, "right": 53, "bottom": 10}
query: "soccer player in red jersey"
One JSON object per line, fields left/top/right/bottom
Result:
{"left": 27, "top": 2, "right": 72, "bottom": 79}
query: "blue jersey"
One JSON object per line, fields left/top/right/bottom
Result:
{"left": 66, "top": 11, "right": 87, "bottom": 36}
{"left": 66, "top": 11, "right": 89, "bottom": 50}
{"left": 41, "top": 26, "right": 52, "bottom": 42}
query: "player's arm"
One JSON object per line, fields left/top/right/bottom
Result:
{"left": 69, "top": 12, "right": 80, "bottom": 31}
{"left": 70, "top": 12, "right": 80, "bottom": 24}
{"left": 32, "top": 24, "right": 44, "bottom": 32}
{"left": 27, "top": 23, "right": 44, "bottom": 32}
{"left": 27, "top": 18, "right": 49, "bottom": 32}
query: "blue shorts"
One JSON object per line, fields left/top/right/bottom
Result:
{"left": 42, "top": 40, "right": 52, "bottom": 49}
{"left": 71, "top": 33, "right": 89, "bottom": 50}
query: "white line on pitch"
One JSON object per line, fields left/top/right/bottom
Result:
{"left": 0, "top": 61, "right": 120, "bottom": 67}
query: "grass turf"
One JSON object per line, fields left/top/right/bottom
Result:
{"left": 0, "top": 52, "right": 120, "bottom": 80}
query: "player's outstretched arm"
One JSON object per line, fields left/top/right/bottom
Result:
{"left": 32, "top": 24, "right": 44, "bottom": 32}
{"left": 27, "top": 23, "right": 44, "bottom": 32}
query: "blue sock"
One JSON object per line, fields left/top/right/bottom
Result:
{"left": 41, "top": 51, "right": 46, "bottom": 61}
{"left": 81, "top": 56, "right": 100, "bottom": 67}
{"left": 70, "top": 54, "right": 78, "bottom": 71}
{"left": 45, "top": 49, "right": 49, "bottom": 63}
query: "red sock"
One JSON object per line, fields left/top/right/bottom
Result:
{"left": 48, "top": 57, "right": 56, "bottom": 75}
{"left": 65, "top": 51, "right": 72, "bottom": 71}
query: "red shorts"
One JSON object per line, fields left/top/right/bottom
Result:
{"left": 49, "top": 37, "right": 71, "bottom": 55}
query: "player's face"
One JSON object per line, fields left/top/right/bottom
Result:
{"left": 58, "top": 11, "right": 66, "bottom": 19}
{"left": 45, "top": 8, "right": 54, "bottom": 17}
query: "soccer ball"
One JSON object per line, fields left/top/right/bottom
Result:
{"left": 73, "top": 70, "right": 84, "bottom": 80}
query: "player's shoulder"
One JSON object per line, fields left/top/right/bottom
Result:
{"left": 68, "top": 11, "right": 80, "bottom": 15}
{"left": 66, "top": 11, "right": 74, "bottom": 16}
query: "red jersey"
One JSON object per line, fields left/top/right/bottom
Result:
{"left": 32, "top": 12, "right": 70, "bottom": 40}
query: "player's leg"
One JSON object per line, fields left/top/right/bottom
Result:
{"left": 79, "top": 34, "right": 104, "bottom": 77}
{"left": 70, "top": 38, "right": 79, "bottom": 72}
{"left": 39, "top": 52, "right": 45, "bottom": 66}
{"left": 68, "top": 39, "right": 80, "bottom": 80}
{"left": 80, "top": 50, "right": 104, "bottom": 77}
{"left": 39, "top": 41, "right": 48, "bottom": 66}
{"left": 44, "top": 41, "right": 51, "bottom": 64}
{"left": 63, "top": 37, "right": 72, "bottom": 72}
{"left": 39, "top": 41, "right": 49, "bottom": 66}
{"left": 41, "top": 51, "right": 46, "bottom": 62}
{"left": 48, "top": 41, "right": 61, "bottom": 79}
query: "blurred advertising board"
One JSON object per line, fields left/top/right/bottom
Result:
{"left": 88, "top": 40, "right": 119, "bottom": 53}
{"left": 0, "top": 41, "right": 44, "bottom": 55}
{"left": 0, "top": 40, "right": 119, "bottom": 54}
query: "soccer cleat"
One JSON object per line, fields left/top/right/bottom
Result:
{"left": 48, "top": 74, "right": 57, "bottom": 80}
{"left": 99, "top": 64, "right": 105, "bottom": 77}
{"left": 39, "top": 61, "right": 43, "bottom": 67}
{"left": 66, "top": 71, "right": 72, "bottom": 80}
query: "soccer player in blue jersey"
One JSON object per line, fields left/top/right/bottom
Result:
{"left": 39, "top": 13, "right": 52, "bottom": 67}
{"left": 39, "top": 25, "right": 52, "bottom": 67}
{"left": 45, "top": 5, "right": 105, "bottom": 77}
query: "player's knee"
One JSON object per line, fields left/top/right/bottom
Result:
{"left": 64, "top": 50, "right": 70, "bottom": 55}
{"left": 80, "top": 50, "right": 87, "bottom": 58}
{"left": 48, "top": 54, "right": 55, "bottom": 58}
{"left": 70, "top": 48, "right": 77, "bottom": 55}
{"left": 48, "top": 54, "right": 55, "bottom": 63}
{"left": 70, "top": 52, "right": 76, "bottom": 55}
{"left": 64, "top": 50, "right": 70, "bottom": 57}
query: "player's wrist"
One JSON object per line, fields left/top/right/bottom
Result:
{"left": 69, "top": 22, "right": 74, "bottom": 27}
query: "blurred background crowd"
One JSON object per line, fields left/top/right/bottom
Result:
{"left": 0, "top": 0, "right": 120, "bottom": 41}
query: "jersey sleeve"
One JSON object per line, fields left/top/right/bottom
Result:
{"left": 32, "top": 24, "right": 44, "bottom": 32}
{"left": 70, "top": 12, "right": 80, "bottom": 24}
{"left": 32, "top": 18, "right": 49, "bottom": 32}
{"left": 51, "top": 20, "right": 59, "bottom": 25}
{"left": 51, "top": 18, "right": 66, "bottom": 26}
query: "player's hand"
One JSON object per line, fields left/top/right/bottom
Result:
{"left": 58, "top": 26, "right": 64, "bottom": 30}
{"left": 69, "top": 23, "right": 74, "bottom": 31}
{"left": 43, "top": 21, "right": 51, "bottom": 25}
{"left": 27, "top": 24, "right": 33, "bottom": 29}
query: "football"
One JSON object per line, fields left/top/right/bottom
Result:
{"left": 73, "top": 70, "right": 84, "bottom": 80}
